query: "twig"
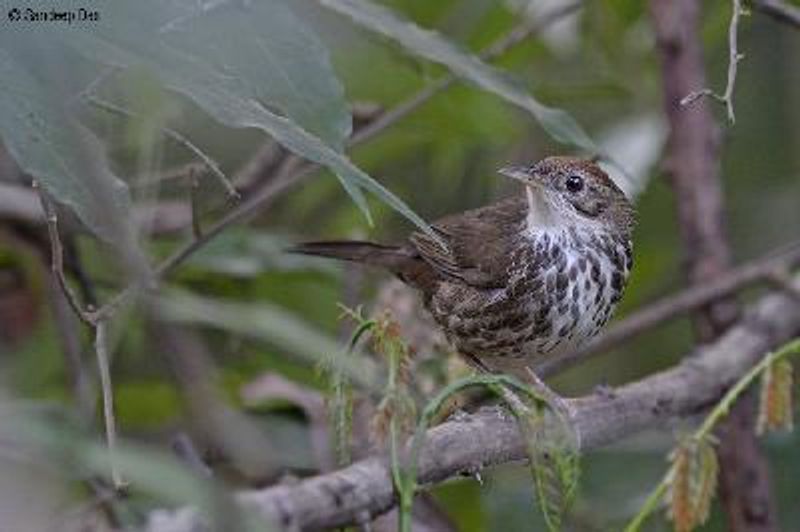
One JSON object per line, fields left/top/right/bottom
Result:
{"left": 188, "top": 167, "right": 203, "bottom": 239}
{"left": 86, "top": 95, "right": 240, "bottom": 200}
{"left": 752, "top": 0, "right": 800, "bottom": 28}
{"left": 171, "top": 432, "right": 213, "bottom": 478}
{"left": 142, "top": 278, "right": 800, "bottom": 532}
{"left": 765, "top": 267, "right": 800, "bottom": 301}
{"left": 232, "top": 141, "right": 286, "bottom": 194}
{"left": 36, "top": 183, "right": 125, "bottom": 488}
{"left": 132, "top": 162, "right": 206, "bottom": 191}
{"left": 95, "top": 320, "right": 126, "bottom": 490}
{"left": 35, "top": 184, "right": 127, "bottom": 323}
{"left": 63, "top": 236, "right": 99, "bottom": 308}
{"left": 538, "top": 241, "right": 800, "bottom": 377}
{"left": 63, "top": 478, "right": 123, "bottom": 530}
{"left": 680, "top": 0, "right": 746, "bottom": 124}
{"left": 35, "top": 183, "right": 95, "bottom": 325}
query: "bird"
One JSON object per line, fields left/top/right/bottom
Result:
{"left": 291, "top": 156, "right": 635, "bottom": 388}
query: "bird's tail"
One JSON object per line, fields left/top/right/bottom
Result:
{"left": 288, "top": 240, "right": 414, "bottom": 271}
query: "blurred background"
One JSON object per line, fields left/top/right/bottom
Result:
{"left": 0, "top": 1, "right": 799, "bottom": 530}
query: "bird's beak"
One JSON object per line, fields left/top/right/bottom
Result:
{"left": 498, "top": 165, "right": 544, "bottom": 187}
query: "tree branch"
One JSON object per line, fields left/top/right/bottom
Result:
{"left": 752, "top": 0, "right": 800, "bottom": 28}
{"left": 650, "top": 0, "right": 776, "bottom": 529}
{"left": 142, "top": 277, "right": 800, "bottom": 532}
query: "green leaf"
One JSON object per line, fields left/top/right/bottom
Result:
{"left": 57, "top": 0, "right": 437, "bottom": 238}
{"left": 64, "top": 0, "right": 350, "bottom": 150}
{"left": 0, "top": 49, "right": 132, "bottom": 242}
{"left": 157, "top": 290, "right": 380, "bottom": 391}
{"left": 317, "top": 0, "right": 599, "bottom": 153}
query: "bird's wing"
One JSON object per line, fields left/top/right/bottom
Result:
{"left": 409, "top": 196, "right": 526, "bottom": 288}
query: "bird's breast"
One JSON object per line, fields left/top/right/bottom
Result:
{"left": 428, "top": 228, "right": 632, "bottom": 368}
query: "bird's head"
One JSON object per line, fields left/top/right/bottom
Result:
{"left": 499, "top": 156, "right": 635, "bottom": 238}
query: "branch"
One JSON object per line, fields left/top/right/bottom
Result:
{"left": 142, "top": 277, "right": 800, "bottom": 532}
{"left": 680, "top": 0, "right": 746, "bottom": 124}
{"left": 35, "top": 184, "right": 95, "bottom": 325}
{"left": 36, "top": 185, "right": 125, "bottom": 489}
{"left": 651, "top": 0, "right": 775, "bottom": 529}
{"left": 752, "top": 0, "right": 800, "bottom": 28}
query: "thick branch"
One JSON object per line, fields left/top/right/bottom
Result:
{"left": 142, "top": 277, "right": 800, "bottom": 532}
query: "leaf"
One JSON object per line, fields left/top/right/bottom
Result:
{"left": 520, "top": 405, "right": 581, "bottom": 532}
{"left": 65, "top": 0, "right": 350, "bottom": 150}
{"left": 0, "top": 49, "right": 132, "bottom": 242}
{"left": 757, "top": 358, "right": 794, "bottom": 435}
{"left": 59, "top": 0, "right": 364, "bottom": 214}
{"left": 157, "top": 290, "right": 380, "bottom": 391}
{"left": 317, "top": 0, "right": 599, "bottom": 153}
{"left": 56, "top": 0, "right": 439, "bottom": 240}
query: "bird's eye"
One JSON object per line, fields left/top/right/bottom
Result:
{"left": 565, "top": 175, "right": 584, "bottom": 193}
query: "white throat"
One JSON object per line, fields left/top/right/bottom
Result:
{"left": 525, "top": 185, "right": 559, "bottom": 232}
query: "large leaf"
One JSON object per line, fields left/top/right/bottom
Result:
{"left": 317, "top": 0, "right": 599, "bottom": 152}
{"left": 63, "top": 0, "right": 351, "bottom": 151}
{"left": 56, "top": 0, "right": 437, "bottom": 238}
{"left": 0, "top": 49, "right": 133, "bottom": 243}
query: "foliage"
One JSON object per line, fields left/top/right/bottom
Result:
{"left": 0, "top": 0, "right": 434, "bottom": 237}
{"left": 0, "top": 0, "right": 603, "bottom": 243}
{"left": 521, "top": 402, "right": 581, "bottom": 531}
{"left": 625, "top": 338, "right": 800, "bottom": 532}
{"left": 333, "top": 306, "right": 580, "bottom": 532}
{"left": 318, "top": 0, "right": 599, "bottom": 153}
{"left": 1, "top": 0, "right": 799, "bottom": 530}
{"left": 0, "top": 51, "right": 133, "bottom": 244}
